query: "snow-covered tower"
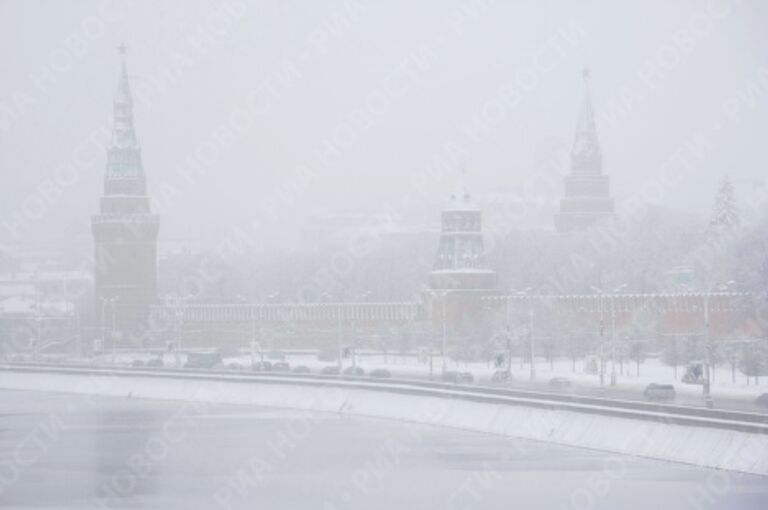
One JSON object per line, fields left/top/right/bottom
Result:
{"left": 554, "top": 69, "right": 615, "bottom": 233}
{"left": 429, "top": 171, "right": 497, "bottom": 291}
{"left": 91, "top": 46, "right": 159, "bottom": 339}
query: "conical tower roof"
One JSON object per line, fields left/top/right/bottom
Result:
{"left": 570, "top": 68, "right": 602, "bottom": 176}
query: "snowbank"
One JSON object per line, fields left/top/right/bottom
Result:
{"left": 1, "top": 369, "right": 766, "bottom": 476}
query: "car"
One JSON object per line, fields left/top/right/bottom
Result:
{"left": 755, "top": 393, "right": 768, "bottom": 408}
{"left": 251, "top": 361, "right": 272, "bottom": 372}
{"left": 184, "top": 352, "right": 223, "bottom": 369}
{"left": 292, "top": 365, "right": 311, "bottom": 374}
{"left": 644, "top": 383, "right": 676, "bottom": 401}
{"left": 491, "top": 370, "right": 512, "bottom": 383}
{"left": 441, "top": 371, "right": 460, "bottom": 383}
{"left": 227, "top": 362, "right": 244, "bottom": 370}
{"left": 130, "top": 359, "right": 145, "bottom": 368}
{"left": 321, "top": 366, "right": 341, "bottom": 375}
{"left": 457, "top": 372, "right": 474, "bottom": 384}
{"left": 343, "top": 366, "right": 365, "bottom": 377}
{"left": 442, "top": 371, "right": 474, "bottom": 384}
{"left": 146, "top": 358, "right": 164, "bottom": 368}
{"left": 548, "top": 377, "right": 572, "bottom": 389}
{"left": 272, "top": 361, "right": 291, "bottom": 372}
{"left": 369, "top": 368, "right": 391, "bottom": 379}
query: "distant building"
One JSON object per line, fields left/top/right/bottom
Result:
{"left": 91, "top": 48, "right": 159, "bottom": 340}
{"left": 554, "top": 70, "right": 615, "bottom": 233}
{"left": 429, "top": 172, "right": 497, "bottom": 291}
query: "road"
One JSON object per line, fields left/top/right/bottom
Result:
{"left": 0, "top": 390, "right": 766, "bottom": 509}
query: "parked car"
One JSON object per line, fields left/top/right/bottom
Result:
{"left": 130, "top": 359, "right": 145, "bottom": 368}
{"left": 491, "top": 370, "right": 512, "bottom": 383}
{"left": 146, "top": 358, "right": 164, "bottom": 368}
{"left": 369, "top": 368, "right": 392, "bottom": 379}
{"left": 184, "top": 352, "right": 223, "bottom": 369}
{"left": 251, "top": 361, "right": 272, "bottom": 372}
{"left": 272, "top": 361, "right": 291, "bottom": 372}
{"left": 644, "top": 383, "right": 676, "bottom": 401}
{"left": 343, "top": 366, "right": 365, "bottom": 377}
{"left": 442, "top": 371, "right": 474, "bottom": 384}
{"left": 755, "top": 393, "right": 768, "bottom": 408}
{"left": 548, "top": 377, "right": 572, "bottom": 389}
{"left": 321, "top": 366, "right": 341, "bottom": 375}
{"left": 292, "top": 365, "right": 311, "bottom": 374}
{"left": 227, "top": 362, "right": 244, "bottom": 370}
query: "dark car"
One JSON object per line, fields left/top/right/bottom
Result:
{"left": 292, "top": 365, "right": 311, "bottom": 374}
{"left": 146, "top": 358, "right": 164, "bottom": 368}
{"left": 442, "top": 371, "right": 474, "bottom": 384}
{"left": 343, "top": 366, "right": 365, "bottom": 377}
{"left": 321, "top": 365, "right": 341, "bottom": 375}
{"left": 491, "top": 370, "right": 512, "bottom": 383}
{"left": 369, "top": 368, "right": 392, "bottom": 379}
{"left": 755, "top": 393, "right": 768, "bottom": 408}
{"left": 272, "top": 361, "right": 291, "bottom": 372}
{"left": 184, "top": 352, "right": 223, "bottom": 369}
{"left": 644, "top": 383, "right": 676, "bottom": 401}
{"left": 130, "top": 359, "right": 145, "bottom": 368}
{"left": 548, "top": 377, "right": 572, "bottom": 389}
{"left": 252, "top": 361, "right": 272, "bottom": 372}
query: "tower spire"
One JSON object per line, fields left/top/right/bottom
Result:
{"left": 115, "top": 43, "right": 132, "bottom": 104}
{"left": 105, "top": 44, "right": 143, "bottom": 185}
{"left": 554, "top": 68, "right": 614, "bottom": 233}
{"left": 453, "top": 163, "right": 469, "bottom": 203}
{"left": 570, "top": 66, "right": 602, "bottom": 175}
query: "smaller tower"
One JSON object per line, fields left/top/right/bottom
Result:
{"left": 429, "top": 169, "right": 497, "bottom": 291}
{"left": 554, "top": 69, "right": 615, "bottom": 233}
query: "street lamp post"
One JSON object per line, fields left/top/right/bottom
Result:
{"left": 337, "top": 303, "right": 343, "bottom": 371}
{"left": 528, "top": 297, "right": 535, "bottom": 380}
{"left": 701, "top": 281, "right": 733, "bottom": 409}
{"left": 592, "top": 284, "right": 625, "bottom": 387}
{"left": 512, "top": 288, "right": 535, "bottom": 380}
{"left": 111, "top": 299, "right": 118, "bottom": 365}
{"left": 441, "top": 293, "right": 448, "bottom": 376}
{"left": 610, "top": 297, "right": 617, "bottom": 387}
{"left": 505, "top": 295, "right": 512, "bottom": 374}
{"left": 598, "top": 293, "right": 605, "bottom": 389}
{"left": 703, "top": 294, "right": 714, "bottom": 409}
{"left": 99, "top": 296, "right": 118, "bottom": 364}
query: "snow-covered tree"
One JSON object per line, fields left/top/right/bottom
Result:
{"left": 708, "top": 177, "right": 739, "bottom": 235}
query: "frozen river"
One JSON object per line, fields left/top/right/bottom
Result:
{"left": 0, "top": 390, "right": 766, "bottom": 510}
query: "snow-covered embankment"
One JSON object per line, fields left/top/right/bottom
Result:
{"left": 1, "top": 368, "right": 767, "bottom": 476}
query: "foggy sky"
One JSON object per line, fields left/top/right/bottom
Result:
{"left": 1, "top": 0, "right": 767, "bottom": 253}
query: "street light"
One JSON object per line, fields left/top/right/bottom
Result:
{"left": 427, "top": 289, "right": 450, "bottom": 377}
{"left": 511, "top": 288, "right": 534, "bottom": 380}
{"left": 505, "top": 293, "right": 512, "bottom": 374}
{"left": 591, "top": 284, "right": 626, "bottom": 387}
{"left": 99, "top": 296, "right": 119, "bottom": 364}
{"left": 702, "top": 280, "right": 735, "bottom": 409}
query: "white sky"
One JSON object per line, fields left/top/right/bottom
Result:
{"left": 1, "top": 0, "right": 767, "bottom": 251}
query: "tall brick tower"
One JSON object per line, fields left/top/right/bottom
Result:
{"left": 554, "top": 69, "right": 615, "bottom": 233}
{"left": 92, "top": 46, "right": 159, "bottom": 340}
